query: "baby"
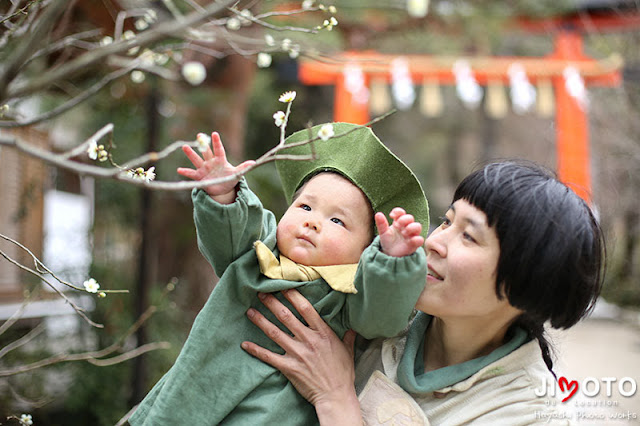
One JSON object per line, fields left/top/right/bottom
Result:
{"left": 130, "top": 123, "right": 429, "bottom": 425}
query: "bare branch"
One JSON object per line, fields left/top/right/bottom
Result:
{"left": 0, "top": 110, "right": 397, "bottom": 194}
{"left": 0, "top": 323, "right": 45, "bottom": 360}
{"left": 86, "top": 342, "right": 171, "bottom": 367}
{"left": 0, "top": 66, "right": 134, "bottom": 127}
{"left": 5, "top": 0, "right": 237, "bottom": 100}
{"left": 0, "top": 289, "right": 36, "bottom": 337}
{"left": 59, "top": 124, "right": 114, "bottom": 160}
{"left": 0, "top": 233, "right": 129, "bottom": 328}
{"left": 0, "top": 304, "right": 164, "bottom": 376}
{"left": 0, "top": 0, "right": 69, "bottom": 100}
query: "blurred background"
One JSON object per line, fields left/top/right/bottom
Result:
{"left": 1, "top": 0, "right": 639, "bottom": 424}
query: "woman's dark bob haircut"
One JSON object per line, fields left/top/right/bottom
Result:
{"left": 453, "top": 160, "right": 605, "bottom": 330}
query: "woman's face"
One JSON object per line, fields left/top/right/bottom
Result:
{"left": 416, "top": 199, "right": 519, "bottom": 322}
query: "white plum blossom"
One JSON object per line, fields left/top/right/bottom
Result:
{"left": 226, "top": 17, "right": 241, "bottom": 30}
{"left": 281, "top": 38, "right": 292, "bottom": 51}
{"left": 98, "top": 292, "right": 107, "bottom": 298}
{"left": 19, "top": 414, "right": 33, "bottom": 426}
{"left": 196, "top": 133, "right": 211, "bottom": 152}
{"left": 257, "top": 53, "right": 272, "bottom": 68}
{"left": 153, "top": 52, "right": 170, "bottom": 66}
{"left": 239, "top": 9, "right": 253, "bottom": 25}
{"left": 87, "top": 141, "right": 108, "bottom": 161}
{"left": 288, "top": 45, "right": 300, "bottom": 59}
{"left": 139, "top": 49, "right": 155, "bottom": 67}
{"left": 318, "top": 124, "right": 335, "bottom": 141}
{"left": 407, "top": 0, "right": 429, "bottom": 18}
{"left": 265, "top": 34, "right": 275, "bottom": 46}
{"left": 100, "top": 36, "right": 113, "bottom": 46}
{"left": 323, "top": 17, "right": 338, "bottom": 31}
{"left": 127, "top": 167, "right": 156, "bottom": 182}
{"left": 273, "top": 111, "right": 286, "bottom": 127}
{"left": 144, "top": 166, "right": 156, "bottom": 182}
{"left": 182, "top": 61, "right": 207, "bottom": 86}
{"left": 122, "top": 30, "right": 139, "bottom": 55}
{"left": 144, "top": 9, "right": 158, "bottom": 23}
{"left": 302, "top": 0, "right": 315, "bottom": 10}
{"left": 87, "top": 140, "right": 99, "bottom": 160}
{"left": 131, "top": 70, "right": 146, "bottom": 84}
{"left": 279, "top": 91, "right": 296, "bottom": 103}
{"left": 135, "top": 18, "right": 149, "bottom": 31}
{"left": 83, "top": 278, "right": 100, "bottom": 293}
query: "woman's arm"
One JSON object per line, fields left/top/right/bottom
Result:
{"left": 241, "top": 290, "right": 364, "bottom": 426}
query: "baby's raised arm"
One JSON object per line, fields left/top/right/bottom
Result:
{"left": 375, "top": 207, "right": 424, "bottom": 257}
{"left": 177, "top": 132, "right": 255, "bottom": 204}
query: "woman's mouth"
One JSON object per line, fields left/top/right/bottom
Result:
{"left": 427, "top": 266, "right": 443, "bottom": 281}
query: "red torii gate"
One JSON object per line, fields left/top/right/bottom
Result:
{"left": 298, "top": 30, "right": 622, "bottom": 203}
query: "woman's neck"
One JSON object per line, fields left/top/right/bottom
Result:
{"left": 423, "top": 315, "right": 514, "bottom": 372}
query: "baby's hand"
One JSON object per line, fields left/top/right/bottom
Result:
{"left": 376, "top": 208, "right": 424, "bottom": 258}
{"left": 177, "top": 132, "right": 255, "bottom": 204}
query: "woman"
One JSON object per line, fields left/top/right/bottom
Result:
{"left": 241, "top": 160, "right": 605, "bottom": 425}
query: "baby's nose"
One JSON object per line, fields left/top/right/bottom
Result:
{"left": 304, "top": 220, "right": 320, "bottom": 231}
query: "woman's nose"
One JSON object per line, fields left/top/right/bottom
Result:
{"left": 425, "top": 228, "right": 446, "bottom": 257}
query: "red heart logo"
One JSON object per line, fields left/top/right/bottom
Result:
{"left": 558, "top": 376, "right": 578, "bottom": 402}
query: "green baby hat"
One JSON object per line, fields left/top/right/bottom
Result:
{"left": 275, "top": 122, "right": 429, "bottom": 237}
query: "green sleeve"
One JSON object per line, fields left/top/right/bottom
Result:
{"left": 346, "top": 237, "right": 427, "bottom": 339}
{"left": 192, "top": 179, "right": 277, "bottom": 277}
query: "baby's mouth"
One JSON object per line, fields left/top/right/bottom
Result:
{"left": 297, "top": 235, "right": 314, "bottom": 246}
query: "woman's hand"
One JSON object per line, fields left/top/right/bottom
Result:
{"left": 241, "top": 290, "right": 363, "bottom": 425}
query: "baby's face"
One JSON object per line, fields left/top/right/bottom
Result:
{"left": 276, "top": 173, "right": 373, "bottom": 266}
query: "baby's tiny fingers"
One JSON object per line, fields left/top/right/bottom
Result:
{"left": 394, "top": 214, "right": 415, "bottom": 229}
{"left": 375, "top": 212, "right": 390, "bottom": 235}
{"left": 409, "top": 235, "right": 425, "bottom": 249}
{"left": 182, "top": 144, "right": 204, "bottom": 168}
{"left": 389, "top": 207, "right": 406, "bottom": 220}
{"left": 402, "top": 221, "right": 423, "bottom": 236}
{"left": 177, "top": 167, "right": 198, "bottom": 180}
{"left": 209, "top": 132, "right": 225, "bottom": 161}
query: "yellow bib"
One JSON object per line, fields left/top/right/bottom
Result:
{"left": 253, "top": 241, "right": 358, "bottom": 294}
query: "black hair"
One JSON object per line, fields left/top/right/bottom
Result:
{"left": 452, "top": 160, "right": 605, "bottom": 373}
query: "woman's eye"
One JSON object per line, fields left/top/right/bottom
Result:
{"left": 331, "top": 217, "right": 345, "bottom": 226}
{"left": 439, "top": 216, "right": 451, "bottom": 227}
{"left": 300, "top": 204, "right": 311, "bottom": 211}
{"left": 463, "top": 232, "right": 476, "bottom": 243}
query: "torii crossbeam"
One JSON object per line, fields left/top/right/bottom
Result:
{"left": 298, "top": 30, "right": 622, "bottom": 203}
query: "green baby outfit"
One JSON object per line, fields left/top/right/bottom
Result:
{"left": 130, "top": 181, "right": 427, "bottom": 425}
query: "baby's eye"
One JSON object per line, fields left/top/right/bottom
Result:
{"left": 299, "top": 204, "right": 311, "bottom": 211}
{"left": 331, "top": 217, "right": 345, "bottom": 227}
{"left": 439, "top": 216, "right": 451, "bottom": 227}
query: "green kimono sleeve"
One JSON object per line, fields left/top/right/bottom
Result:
{"left": 192, "top": 179, "right": 277, "bottom": 277}
{"left": 345, "top": 238, "right": 427, "bottom": 339}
